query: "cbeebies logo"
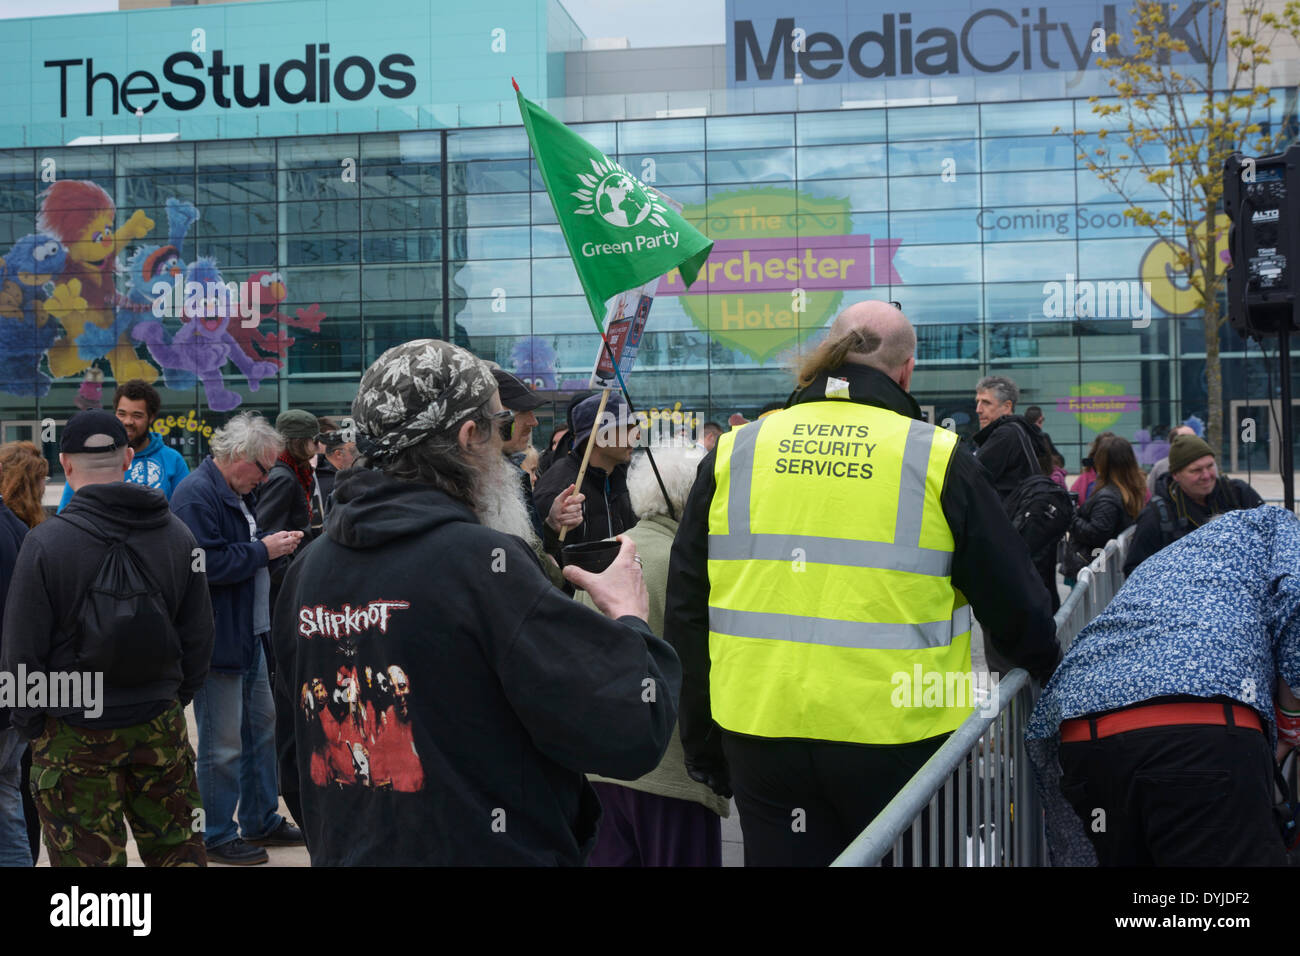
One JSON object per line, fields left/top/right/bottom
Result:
{"left": 152, "top": 409, "right": 214, "bottom": 440}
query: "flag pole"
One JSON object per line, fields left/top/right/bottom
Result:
{"left": 559, "top": 386, "right": 610, "bottom": 543}
{"left": 514, "top": 80, "right": 702, "bottom": 524}
{"left": 595, "top": 333, "right": 677, "bottom": 521}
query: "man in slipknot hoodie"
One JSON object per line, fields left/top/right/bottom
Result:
{"left": 272, "top": 339, "right": 680, "bottom": 865}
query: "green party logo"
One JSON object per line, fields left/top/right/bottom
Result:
{"left": 655, "top": 188, "right": 902, "bottom": 363}
{"left": 571, "top": 158, "right": 671, "bottom": 230}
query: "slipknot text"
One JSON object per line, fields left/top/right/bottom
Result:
{"left": 299, "top": 600, "right": 411, "bottom": 640}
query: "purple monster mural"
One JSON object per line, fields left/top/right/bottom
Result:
{"left": 510, "top": 336, "right": 558, "bottom": 390}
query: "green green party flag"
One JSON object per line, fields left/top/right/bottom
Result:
{"left": 514, "top": 81, "right": 713, "bottom": 331}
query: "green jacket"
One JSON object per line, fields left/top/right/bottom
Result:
{"left": 578, "top": 514, "right": 730, "bottom": 818}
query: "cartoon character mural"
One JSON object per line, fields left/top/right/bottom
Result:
{"left": 510, "top": 336, "right": 558, "bottom": 390}
{"left": 79, "top": 197, "right": 201, "bottom": 368}
{"left": 228, "top": 270, "right": 326, "bottom": 370}
{"left": 0, "top": 233, "right": 70, "bottom": 396}
{"left": 38, "top": 180, "right": 158, "bottom": 384}
{"left": 132, "top": 256, "right": 281, "bottom": 412}
{"left": 4, "top": 181, "right": 327, "bottom": 412}
{"left": 233, "top": 271, "right": 294, "bottom": 369}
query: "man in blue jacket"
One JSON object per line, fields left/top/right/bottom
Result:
{"left": 58, "top": 380, "right": 189, "bottom": 511}
{"left": 171, "top": 412, "right": 304, "bottom": 865}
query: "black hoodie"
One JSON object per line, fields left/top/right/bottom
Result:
{"left": 0, "top": 482, "right": 214, "bottom": 737}
{"left": 271, "top": 467, "right": 680, "bottom": 866}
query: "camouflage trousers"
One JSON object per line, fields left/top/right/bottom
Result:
{"left": 28, "top": 702, "right": 207, "bottom": 867}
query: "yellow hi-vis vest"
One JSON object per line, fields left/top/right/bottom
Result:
{"left": 707, "top": 400, "right": 972, "bottom": 745}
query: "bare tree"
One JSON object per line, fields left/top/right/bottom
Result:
{"left": 1057, "top": 0, "right": 1300, "bottom": 454}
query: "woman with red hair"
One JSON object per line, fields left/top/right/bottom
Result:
{"left": 0, "top": 440, "right": 46, "bottom": 865}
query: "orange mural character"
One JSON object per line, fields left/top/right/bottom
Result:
{"left": 38, "top": 180, "right": 158, "bottom": 383}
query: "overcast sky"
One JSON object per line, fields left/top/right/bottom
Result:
{"left": 0, "top": 0, "right": 728, "bottom": 45}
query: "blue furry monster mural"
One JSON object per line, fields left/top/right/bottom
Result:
{"left": 77, "top": 197, "right": 201, "bottom": 366}
{"left": 132, "top": 256, "right": 280, "bottom": 412}
{"left": 510, "top": 336, "right": 558, "bottom": 390}
{"left": 120, "top": 199, "right": 202, "bottom": 390}
{"left": 0, "top": 233, "right": 70, "bottom": 396}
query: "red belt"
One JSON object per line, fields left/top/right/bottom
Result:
{"left": 1060, "top": 701, "right": 1263, "bottom": 743}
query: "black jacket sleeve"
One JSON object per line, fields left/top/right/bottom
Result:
{"left": 256, "top": 470, "right": 302, "bottom": 537}
{"left": 533, "top": 459, "right": 576, "bottom": 559}
{"left": 490, "top": 535, "right": 681, "bottom": 780}
{"left": 271, "top": 553, "right": 306, "bottom": 845}
{"left": 1122, "top": 503, "right": 1165, "bottom": 577}
{"left": 662, "top": 451, "right": 719, "bottom": 771}
{"left": 0, "top": 518, "right": 26, "bottom": 732}
{"left": 174, "top": 524, "right": 215, "bottom": 706}
{"left": 0, "top": 538, "right": 57, "bottom": 738}
{"left": 942, "top": 446, "right": 1060, "bottom": 683}
{"left": 257, "top": 470, "right": 307, "bottom": 585}
{"left": 1232, "top": 479, "right": 1265, "bottom": 509}
{"left": 1069, "top": 486, "right": 1125, "bottom": 552}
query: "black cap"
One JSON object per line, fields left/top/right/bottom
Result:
{"left": 61, "top": 410, "right": 128, "bottom": 454}
{"left": 491, "top": 368, "right": 545, "bottom": 412}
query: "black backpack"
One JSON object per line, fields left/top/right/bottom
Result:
{"left": 56, "top": 513, "right": 181, "bottom": 688}
{"left": 1004, "top": 473, "right": 1074, "bottom": 566}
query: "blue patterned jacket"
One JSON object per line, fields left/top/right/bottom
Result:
{"left": 1026, "top": 505, "right": 1300, "bottom": 864}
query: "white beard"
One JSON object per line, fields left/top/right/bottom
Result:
{"left": 475, "top": 454, "right": 540, "bottom": 549}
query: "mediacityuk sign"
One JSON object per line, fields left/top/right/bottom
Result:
{"left": 727, "top": 0, "right": 1216, "bottom": 85}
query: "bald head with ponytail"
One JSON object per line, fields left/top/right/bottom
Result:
{"left": 796, "top": 300, "right": 917, "bottom": 391}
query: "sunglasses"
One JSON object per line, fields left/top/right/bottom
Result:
{"left": 484, "top": 408, "right": 514, "bottom": 425}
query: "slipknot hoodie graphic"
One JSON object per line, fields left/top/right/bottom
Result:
{"left": 296, "top": 599, "right": 423, "bottom": 792}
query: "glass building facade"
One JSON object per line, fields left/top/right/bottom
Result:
{"left": 2, "top": 0, "right": 1297, "bottom": 482}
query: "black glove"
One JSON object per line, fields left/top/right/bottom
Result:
{"left": 685, "top": 759, "right": 732, "bottom": 799}
{"left": 1032, "top": 645, "right": 1063, "bottom": 688}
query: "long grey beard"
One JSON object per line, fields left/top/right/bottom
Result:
{"left": 475, "top": 455, "right": 540, "bottom": 549}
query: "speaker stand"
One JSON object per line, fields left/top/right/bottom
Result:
{"left": 1282, "top": 327, "right": 1296, "bottom": 511}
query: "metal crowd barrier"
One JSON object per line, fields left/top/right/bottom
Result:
{"left": 831, "top": 527, "right": 1136, "bottom": 867}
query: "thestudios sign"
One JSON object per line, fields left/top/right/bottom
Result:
{"left": 45, "top": 44, "right": 417, "bottom": 118}
{"left": 9, "top": 0, "right": 558, "bottom": 138}
{"left": 728, "top": 0, "right": 1215, "bottom": 84}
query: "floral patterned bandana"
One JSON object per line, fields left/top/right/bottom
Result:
{"left": 351, "top": 339, "right": 498, "bottom": 464}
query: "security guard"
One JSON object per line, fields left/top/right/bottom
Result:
{"left": 664, "top": 302, "right": 1060, "bottom": 866}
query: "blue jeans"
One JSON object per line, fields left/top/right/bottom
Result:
{"left": 0, "top": 727, "right": 32, "bottom": 866}
{"left": 193, "top": 640, "right": 283, "bottom": 848}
